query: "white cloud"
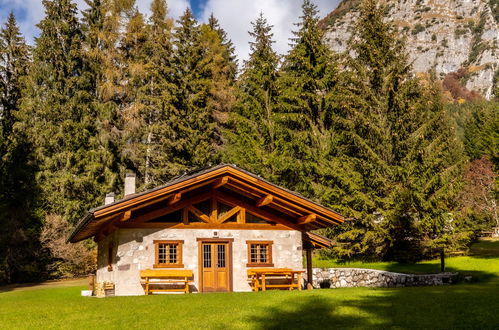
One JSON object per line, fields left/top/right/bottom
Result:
{"left": 200, "top": 0, "right": 341, "bottom": 63}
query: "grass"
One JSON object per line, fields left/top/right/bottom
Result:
{"left": 313, "top": 240, "right": 499, "bottom": 282}
{"left": 1, "top": 240, "right": 499, "bottom": 329}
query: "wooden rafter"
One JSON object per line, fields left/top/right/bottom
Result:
{"left": 187, "top": 205, "right": 210, "bottom": 223}
{"left": 168, "top": 193, "right": 182, "bottom": 205}
{"left": 218, "top": 206, "right": 241, "bottom": 223}
{"left": 297, "top": 214, "right": 317, "bottom": 225}
{"left": 121, "top": 210, "right": 132, "bottom": 222}
{"left": 214, "top": 191, "right": 300, "bottom": 231}
{"left": 256, "top": 194, "right": 273, "bottom": 207}
{"left": 224, "top": 169, "right": 343, "bottom": 223}
{"left": 71, "top": 165, "right": 346, "bottom": 243}
{"left": 132, "top": 192, "right": 213, "bottom": 224}
{"left": 212, "top": 176, "right": 229, "bottom": 189}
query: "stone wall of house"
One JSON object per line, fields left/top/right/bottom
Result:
{"left": 310, "top": 268, "right": 458, "bottom": 289}
{"left": 96, "top": 228, "right": 303, "bottom": 296}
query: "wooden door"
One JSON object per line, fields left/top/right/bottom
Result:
{"left": 199, "top": 241, "right": 232, "bottom": 292}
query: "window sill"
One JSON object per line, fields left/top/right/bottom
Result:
{"left": 246, "top": 263, "right": 274, "bottom": 268}
{"left": 153, "top": 264, "right": 185, "bottom": 268}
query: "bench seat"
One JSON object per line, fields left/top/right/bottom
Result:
{"left": 140, "top": 269, "right": 193, "bottom": 295}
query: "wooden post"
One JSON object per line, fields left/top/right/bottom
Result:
{"left": 262, "top": 274, "right": 266, "bottom": 291}
{"left": 440, "top": 248, "right": 445, "bottom": 272}
{"left": 306, "top": 247, "right": 313, "bottom": 290}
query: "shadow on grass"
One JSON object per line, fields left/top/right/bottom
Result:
{"left": 249, "top": 270, "right": 499, "bottom": 329}
{"left": 0, "top": 278, "right": 87, "bottom": 293}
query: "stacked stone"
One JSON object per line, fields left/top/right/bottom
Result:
{"left": 310, "top": 268, "right": 458, "bottom": 289}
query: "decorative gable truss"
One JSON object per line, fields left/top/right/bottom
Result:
{"left": 70, "top": 165, "right": 344, "bottom": 243}
{"left": 115, "top": 190, "right": 297, "bottom": 232}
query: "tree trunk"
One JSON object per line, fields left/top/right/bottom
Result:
{"left": 440, "top": 249, "right": 445, "bottom": 272}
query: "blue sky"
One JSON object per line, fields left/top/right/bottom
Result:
{"left": 189, "top": 0, "right": 205, "bottom": 17}
{"left": 0, "top": 0, "right": 340, "bottom": 61}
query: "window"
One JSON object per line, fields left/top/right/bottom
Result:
{"left": 246, "top": 241, "right": 273, "bottom": 267}
{"left": 154, "top": 240, "right": 184, "bottom": 268}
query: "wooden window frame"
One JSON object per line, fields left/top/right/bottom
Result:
{"left": 246, "top": 240, "right": 274, "bottom": 267}
{"left": 153, "top": 240, "right": 184, "bottom": 268}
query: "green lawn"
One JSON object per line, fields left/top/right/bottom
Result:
{"left": 312, "top": 240, "right": 499, "bottom": 282}
{"left": 1, "top": 240, "right": 499, "bottom": 329}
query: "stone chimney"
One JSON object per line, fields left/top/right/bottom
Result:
{"left": 124, "top": 171, "right": 136, "bottom": 196}
{"left": 104, "top": 192, "right": 115, "bottom": 205}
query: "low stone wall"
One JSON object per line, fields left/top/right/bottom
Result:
{"left": 311, "top": 268, "right": 458, "bottom": 289}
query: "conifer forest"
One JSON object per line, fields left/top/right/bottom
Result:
{"left": 0, "top": 0, "right": 497, "bottom": 284}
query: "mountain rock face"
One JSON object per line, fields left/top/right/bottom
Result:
{"left": 322, "top": 0, "right": 499, "bottom": 99}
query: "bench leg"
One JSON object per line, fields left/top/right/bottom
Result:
{"left": 298, "top": 273, "right": 302, "bottom": 291}
{"left": 184, "top": 277, "right": 189, "bottom": 294}
{"left": 145, "top": 278, "right": 149, "bottom": 295}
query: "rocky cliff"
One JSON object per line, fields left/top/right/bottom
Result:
{"left": 322, "top": 0, "right": 499, "bottom": 99}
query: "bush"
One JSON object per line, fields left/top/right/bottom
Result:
{"left": 40, "top": 214, "right": 96, "bottom": 278}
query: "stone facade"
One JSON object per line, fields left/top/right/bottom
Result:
{"left": 311, "top": 268, "right": 458, "bottom": 288}
{"left": 96, "top": 228, "right": 303, "bottom": 296}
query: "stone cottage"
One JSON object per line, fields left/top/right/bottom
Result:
{"left": 69, "top": 164, "right": 344, "bottom": 295}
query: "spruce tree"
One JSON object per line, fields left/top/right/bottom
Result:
{"left": 171, "top": 9, "right": 219, "bottom": 170}
{"left": 17, "top": 0, "right": 114, "bottom": 223}
{"left": 272, "top": 0, "right": 342, "bottom": 201}
{"left": 120, "top": 0, "right": 182, "bottom": 188}
{"left": 332, "top": 0, "right": 465, "bottom": 262}
{"left": 200, "top": 16, "right": 238, "bottom": 153}
{"left": 0, "top": 13, "right": 45, "bottom": 284}
{"left": 224, "top": 13, "right": 280, "bottom": 177}
{"left": 0, "top": 12, "right": 30, "bottom": 136}
{"left": 207, "top": 14, "right": 238, "bottom": 81}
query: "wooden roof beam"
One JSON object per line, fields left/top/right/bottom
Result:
{"left": 213, "top": 176, "right": 229, "bottom": 189}
{"left": 168, "top": 193, "right": 182, "bottom": 205}
{"left": 218, "top": 206, "right": 241, "bottom": 223}
{"left": 187, "top": 205, "right": 211, "bottom": 223}
{"left": 215, "top": 191, "right": 301, "bottom": 231}
{"left": 256, "top": 194, "right": 273, "bottom": 207}
{"left": 297, "top": 214, "right": 317, "bottom": 225}
{"left": 120, "top": 210, "right": 132, "bottom": 222}
{"left": 133, "top": 191, "right": 213, "bottom": 224}
{"left": 225, "top": 168, "right": 344, "bottom": 223}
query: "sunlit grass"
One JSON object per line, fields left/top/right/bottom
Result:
{"left": 1, "top": 240, "right": 498, "bottom": 329}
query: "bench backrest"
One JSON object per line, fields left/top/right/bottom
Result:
{"left": 140, "top": 269, "right": 193, "bottom": 278}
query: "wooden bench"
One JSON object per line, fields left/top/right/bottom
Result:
{"left": 140, "top": 269, "right": 193, "bottom": 295}
{"left": 248, "top": 268, "right": 304, "bottom": 292}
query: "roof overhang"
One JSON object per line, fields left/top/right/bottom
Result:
{"left": 69, "top": 164, "right": 345, "bottom": 243}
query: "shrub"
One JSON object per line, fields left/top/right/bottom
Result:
{"left": 40, "top": 214, "right": 96, "bottom": 278}
{"left": 412, "top": 24, "right": 425, "bottom": 35}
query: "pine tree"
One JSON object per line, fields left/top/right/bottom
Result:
{"left": 207, "top": 14, "right": 238, "bottom": 81}
{"left": 81, "top": 0, "right": 122, "bottom": 195}
{"left": 17, "top": 0, "right": 115, "bottom": 223}
{"left": 332, "top": 0, "right": 465, "bottom": 262}
{"left": 0, "top": 12, "right": 30, "bottom": 136}
{"left": 224, "top": 13, "right": 280, "bottom": 177}
{"left": 0, "top": 13, "right": 45, "bottom": 284}
{"left": 120, "top": 0, "right": 182, "bottom": 188}
{"left": 272, "top": 0, "right": 343, "bottom": 201}
{"left": 171, "top": 9, "right": 219, "bottom": 170}
{"left": 200, "top": 16, "right": 238, "bottom": 154}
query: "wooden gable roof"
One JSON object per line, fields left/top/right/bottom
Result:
{"left": 69, "top": 164, "right": 345, "bottom": 243}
